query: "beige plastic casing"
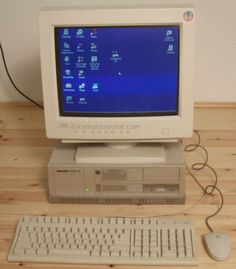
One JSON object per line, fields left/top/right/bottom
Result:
{"left": 39, "top": 6, "right": 195, "bottom": 143}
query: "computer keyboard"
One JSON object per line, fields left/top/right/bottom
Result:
{"left": 8, "top": 215, "right": 197, "bottom": 265}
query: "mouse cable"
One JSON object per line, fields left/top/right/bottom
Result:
{"left": 0, "top": 42, "right": 44, "bottom": 110}
{"left": 184, "top": 130, "right": 224, "bottom": 232}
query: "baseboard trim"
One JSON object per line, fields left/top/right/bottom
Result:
{"left": 194, "top": 102, "right": 236, "bottom": 108}
{"left": 0, "top": 101, "right": 42, "bottom": 108}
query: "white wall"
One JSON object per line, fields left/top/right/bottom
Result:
{"left": 0, "top": 0, "right": 236, "bottom": 102}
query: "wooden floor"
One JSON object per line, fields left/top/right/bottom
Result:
{"left": 0, "top": 102, "right": 235, "bottom": 269}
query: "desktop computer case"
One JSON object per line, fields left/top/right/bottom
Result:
{"left": 47, "top": 142, "right": 186, "bottom": 204}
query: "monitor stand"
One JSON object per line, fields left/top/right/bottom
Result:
{"left": 74, "top": 143, "right": 166, "bottom": 164}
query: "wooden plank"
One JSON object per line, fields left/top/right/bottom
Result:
{"left": 182, "top": 130, "right": 236, "bottom": 147}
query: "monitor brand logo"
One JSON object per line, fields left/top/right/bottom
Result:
{"left": 183, "top": 11, "right": 194, "bottom": 22}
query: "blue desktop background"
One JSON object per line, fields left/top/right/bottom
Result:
{"left": 55, "top": 25, "right": 180, "bottom": 116}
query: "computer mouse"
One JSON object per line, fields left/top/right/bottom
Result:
{"left": 203, "top": 232, "right": 231, "bottom": 261}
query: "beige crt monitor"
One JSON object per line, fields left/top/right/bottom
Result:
{"left": 39, "top": 6, "right": 195, "bottom": 146}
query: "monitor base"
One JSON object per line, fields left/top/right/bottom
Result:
{"left": 74, "top": 143, "right": 166, "bottom": 164}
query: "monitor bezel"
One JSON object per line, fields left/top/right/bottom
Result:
{"left": 39, "top": 7, "right": 195, "bottom": 142}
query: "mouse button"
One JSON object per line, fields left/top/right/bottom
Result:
{"left": 218, "top": 233, "right": 231, "bottom": 257}
{"left": 203, "top": 233, "right": 214, "bottom": 253}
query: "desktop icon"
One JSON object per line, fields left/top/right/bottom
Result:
{"left": 78, "top": 70, "right": 85, "bottom": 78}
{"left": 63, "top": 28, "right": 69, "bottom": 36}
{"left": 79, "top": 83, "right": 85, "bottom": 90}
{"left": 166, "top": 30, "right": 173, "bottom": 36}
{"left": 110, "top": 51, "right": 121, "bottom": 63}
{"left": 167, "top": 44, "right": 174, "bottom": 52}
{"left": 65, "top": 83, "right": 72, "bottom": 89}
{"left": 66, "top": 96, "right": 73, "bottom": 102}
{"left": 166, "top": 44, "right": 175, "bottom": 55}
{"left": 112, "top": 51, "right": 119, "bottom": 58}
{"left": 76, "top": 29, "right": 83, "bottom": 36}
{"left": 77, "top": 43, "right": 83, "bottom": 50}
{"left": 63, "top": 42, "right": 70, "bottom": 49}
{"left": 91, "top": 56, "right": 98, "bottom": 63}
{"left": 65, "top": 69, "right": 71, "bottom": 76}
{"left": 92, "top": 83, "right": 99, "bottom": 90}
{"left": 90, "top": 28, "right": 97, "bottom": 37}
{"left": 90, "top": 43, "right": 97, "bottom": 50}
{"left": 79, "top": 97, "right": 86, "bottom": 103}
{"left": 64, "top": 56, "right": 70, "bottom": 62}
{"left": 164, "top": 30, "right": 175, "bottom": 42}
{"left": 77, "top": 56, "right": 84, "bottom": 63}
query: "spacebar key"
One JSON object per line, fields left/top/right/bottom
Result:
{"left": 49, "top": 249, "right": 90, "bottom": 257}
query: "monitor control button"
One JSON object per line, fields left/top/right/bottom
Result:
{"left": 161, "top": 128, "right": 170, "bottom": 135}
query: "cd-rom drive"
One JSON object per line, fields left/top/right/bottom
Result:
{"left": 48, "top": 142, "right": 186, "bottom": 204}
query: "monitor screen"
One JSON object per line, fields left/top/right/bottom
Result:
{"left": 55, "top": 25, "right": 180, "bottom": 117}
